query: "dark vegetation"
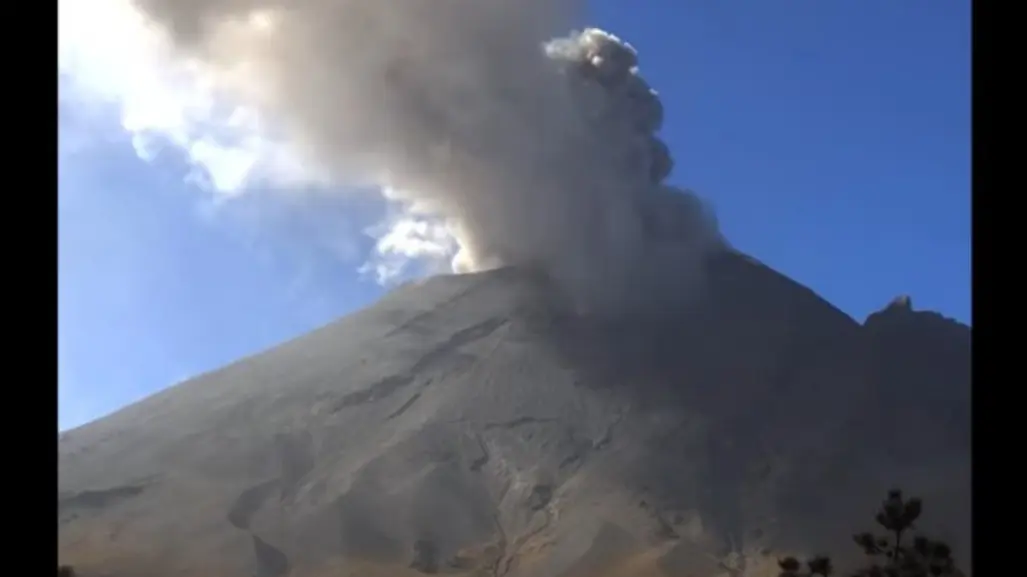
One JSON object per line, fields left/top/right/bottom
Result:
{"left": 778, "top": 490, "right": 963, "bottom": 577}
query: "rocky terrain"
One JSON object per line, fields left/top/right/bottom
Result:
{"left": 57, "top": 250, "right": 971, "bottom": 576}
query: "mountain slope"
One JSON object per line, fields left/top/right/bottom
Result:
{"left": 57, "top": 252, "right": 971, "bottom": 577}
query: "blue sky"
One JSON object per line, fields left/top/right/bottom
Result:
{"left": 57, "top": 0, "right": 970, "bottom": 430}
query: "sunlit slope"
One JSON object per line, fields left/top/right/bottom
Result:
{"left": 58, "top": 253, "right": 970, "bottom": 577}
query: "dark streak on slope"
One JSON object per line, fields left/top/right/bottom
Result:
{"left": 252, "top": 534, "right": 290, "bottom": 577}
{"left": 227, "top": 480, "right": 280, "bottom": 530}
{"left": 332, "top": 318, "right": 508, "bottom": 414}
{"left": 470, "top": 434, "right": 491, "bottom": 472}
{"left": 58, "top": 481, "right": 148, "bottom": 516}
{"left": 384, "top": 274, "right": 506, "bottom": 338}
{"left": 331, "top": 375, "right": 415, "bottom": 412}
{"left": 409, "top": 318, "right": 509, "bottom": 374}
{"left": 228, "top": 480, "right": 292, "bottom": 575}
{"left": 387, "top": 392, "right": 423, "bottom": 420}
{"left": 276, "top": 430, "right": 316, "bottom": 500}
{"left": 483, "top": 416, "right": 558, "bottom": 431}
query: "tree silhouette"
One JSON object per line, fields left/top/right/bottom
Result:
{"left": 777, "top": 489, "right": 962, "bottom": 577}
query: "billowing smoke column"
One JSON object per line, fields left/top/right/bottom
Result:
{"left": 126, "top": 0, "right": 725, "bottom": 317}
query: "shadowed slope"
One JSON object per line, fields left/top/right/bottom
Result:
{"left": 57, "top": 252, "right": 970, "bottom": 577}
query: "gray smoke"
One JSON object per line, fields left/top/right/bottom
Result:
{"left": 127, "top": 0, "right": 725, "bottom": 317}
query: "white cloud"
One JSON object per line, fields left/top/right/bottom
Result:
{"left": 58, "top": 0, "right": 452, "bottom": 283}
{"left": 58, "top": 0, "right": 316, "bottom": 196}
{"left": 360, "top": 210, "right": 458, "bottom": 285}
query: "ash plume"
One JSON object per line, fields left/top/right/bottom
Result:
{"left": 112, "top": 0, "right": 726, "bottom": 316}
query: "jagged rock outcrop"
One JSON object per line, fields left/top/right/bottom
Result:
{"left": 57, "top": 252, "right": 971, "bottom": 577}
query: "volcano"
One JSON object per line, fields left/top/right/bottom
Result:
{"left": 57, "top": 251, "right": 971, "bottom": 577}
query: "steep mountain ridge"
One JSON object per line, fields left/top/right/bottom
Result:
{"left": 58, "top": 252, "right": 971, "bottom": 577}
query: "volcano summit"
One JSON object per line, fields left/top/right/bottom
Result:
{"left": 58, "top": 251, "right": 970, "bottom": 577}
{"left": 58, "top": 2, "right": 968, "bottom": 574}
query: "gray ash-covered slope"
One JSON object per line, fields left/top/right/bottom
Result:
{"left": 58, "top": 251, "right": 971, "bottom": 577}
